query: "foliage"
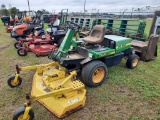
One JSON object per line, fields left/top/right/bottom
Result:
{"left": 10, "top": 7, "right": 18, "bottom": 15}
{"left": 1, "top": 4, "right": 6, "bottom": 9}
{"left": 2, "top": 9, "right": 9, "bottom": 16}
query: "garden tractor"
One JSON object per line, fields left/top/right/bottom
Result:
{"left": 8, "top": 21, "right": 139, "bottom": 120}
{"left": 48, "top": 21, "right": 139, "bottom": 87}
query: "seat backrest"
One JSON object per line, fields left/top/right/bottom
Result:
{"left": 145, "top": 35, "right": 159, "bottom": 60}
{"left": 89, "top": 25, "right": 105, "bottom": 42}
{"left": 40, "top": 21, "right": 44, "bottom": 29}
{"left": 82, "top": 25, "right": 105, "bottom": 44}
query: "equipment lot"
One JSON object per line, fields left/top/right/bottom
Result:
{"left": 0, "top": 20, "right": 160, "bottom": 120}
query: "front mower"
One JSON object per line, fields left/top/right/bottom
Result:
{"left": 9, "top": 62, "right": 86, "bottom": 120}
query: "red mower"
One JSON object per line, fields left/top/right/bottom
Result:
{"left": 16, "top": 26, "right": 67, "bottom": 57}
{"left": 14, "top": 34, "right": 52, "bottom": 49}
{"left": 17, "top": 42, "right": 58, "bottom": 57}
{"left": 16, "top": 34, "right": 59, "bottom": 57}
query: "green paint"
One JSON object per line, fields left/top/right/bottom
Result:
{"left": 58, "top": 29, "right": 74, "bottom": 53}
{"left": 104, "top": 35, "right": 131, "bottom": 53}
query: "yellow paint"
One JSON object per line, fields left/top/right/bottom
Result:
{"left": 16, "top": 62, "right": 86, "bottom": 118}
{"left": 99, "top": 51, "right": 115, "bottom": 57}
{"left": 13, "top": 74, "right": 19, "bottom": 85}
{"left": 23, "top": 106, "right": 32, "bottom": 120}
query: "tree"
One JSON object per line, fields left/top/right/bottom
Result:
{"left": 10, "top": 7, "right": 18, "bottom": 15}
{"left": 2, "top": 9, "right": 9, "bottom": 15}
{"left": 1, "top": 4, "right": 6, "bottom": 9}
{"left": 41, "top": 9, "right": 49, "bottom": 14}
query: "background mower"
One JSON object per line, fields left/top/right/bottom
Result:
{"left": 10, "top": 20, "right": 45, "bottom": 41}
{"left": 17, "top": 41, "right": 58, "bottom": 57}
{"left": 14, "top": 20, "right": 67, "bottom": 50}
{"left": 5, "top": 15, "right": 22, "bottom": 33}
{"left": 16, "top": 22, "right": 67, "bottom": 57}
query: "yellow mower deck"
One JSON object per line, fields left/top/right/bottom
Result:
{"left": 11, "top": 62, "right": 86, "bottom": 119}
{"left": 31, "top": 72, "right": 86, "bottom": 118}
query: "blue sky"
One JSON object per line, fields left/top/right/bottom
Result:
{"left": 1, "top": 0, "right": 160, "bottom": 13}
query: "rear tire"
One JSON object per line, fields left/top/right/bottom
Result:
{"left": 17, "top": 48, "right": 28, "bottom": 56}
{"left": 82, "top": 60, "right": 107, "bottom": 87}
{"left": 126, "top": 54, "right": 139, "bottom": 69}
{"left": 13, "top": 106, "right": 34, "bottom": 120}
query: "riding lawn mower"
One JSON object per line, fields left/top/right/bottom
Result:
{"left": 10, "top": 20, "right": 46, "bottom": 41}
{"left": 8, "top": 21, "right": 139, "bottom": 120}
{"left": 14, "top": 22, "right": 67, "bottom": 57}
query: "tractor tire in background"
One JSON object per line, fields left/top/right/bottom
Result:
{"left": 82, "top": 60, "right": 108, "bottom": 87}
{"left": 126, "top": 54, "right": 139, "bottom": 69}
{"left": 13, "top": 106, "right": 34, "bottom": 120}
{"left": 7, "top": 74, "right": 22, "bottom": 88}
{"left": 17, "top": 48, "right": 28, "bottom": 56}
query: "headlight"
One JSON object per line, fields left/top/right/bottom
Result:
{"left": 88, "top": 53, "right": 93, "bottom": 58}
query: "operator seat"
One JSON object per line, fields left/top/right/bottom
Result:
{"left": 82, "top": 25, "right": 105, "bottom": 44}
{"left": 34, "top": 21, "right": 44, "bottom": 31}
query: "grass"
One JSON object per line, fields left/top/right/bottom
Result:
{"left": 0, "top": 20, "right": 160, "bottom": 120}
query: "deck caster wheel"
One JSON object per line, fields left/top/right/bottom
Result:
{"left": 14, "top": 42, "right": 22, "bottom": 49}
{"left": 17, "top": 48, "right": 28, "bottom": 56}
{"left": 82, "top": 60, "right": 108, "bottom": 87}
{"left": 7, "top": 74, "right": 22, "bottom": 88}
{"left": 126, "top": 54, "right": 139, "bottom": 69}
{"left": 13, "top": 106, "right": 34, "bottom": 120}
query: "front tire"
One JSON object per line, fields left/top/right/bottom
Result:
{"left": 126, "top": 54, "right": 139, "bottom": 69}
{"left": 14, "top": 42, "right": 22, "bottom": 49}
{"left": 7, "top": 74, "right": 22, "bottom": 88}
{"left": 17, "top": 48, "right": 28, "bottom": 56}
{"left": 82, "top": 60, "right": 108, "bottom": 87}
{"left": 13, "top": 106, "right": 34, "bottom": 120}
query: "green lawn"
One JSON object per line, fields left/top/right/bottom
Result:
{"left": 0, "top": 20, "right": 160, "bottom": 120}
